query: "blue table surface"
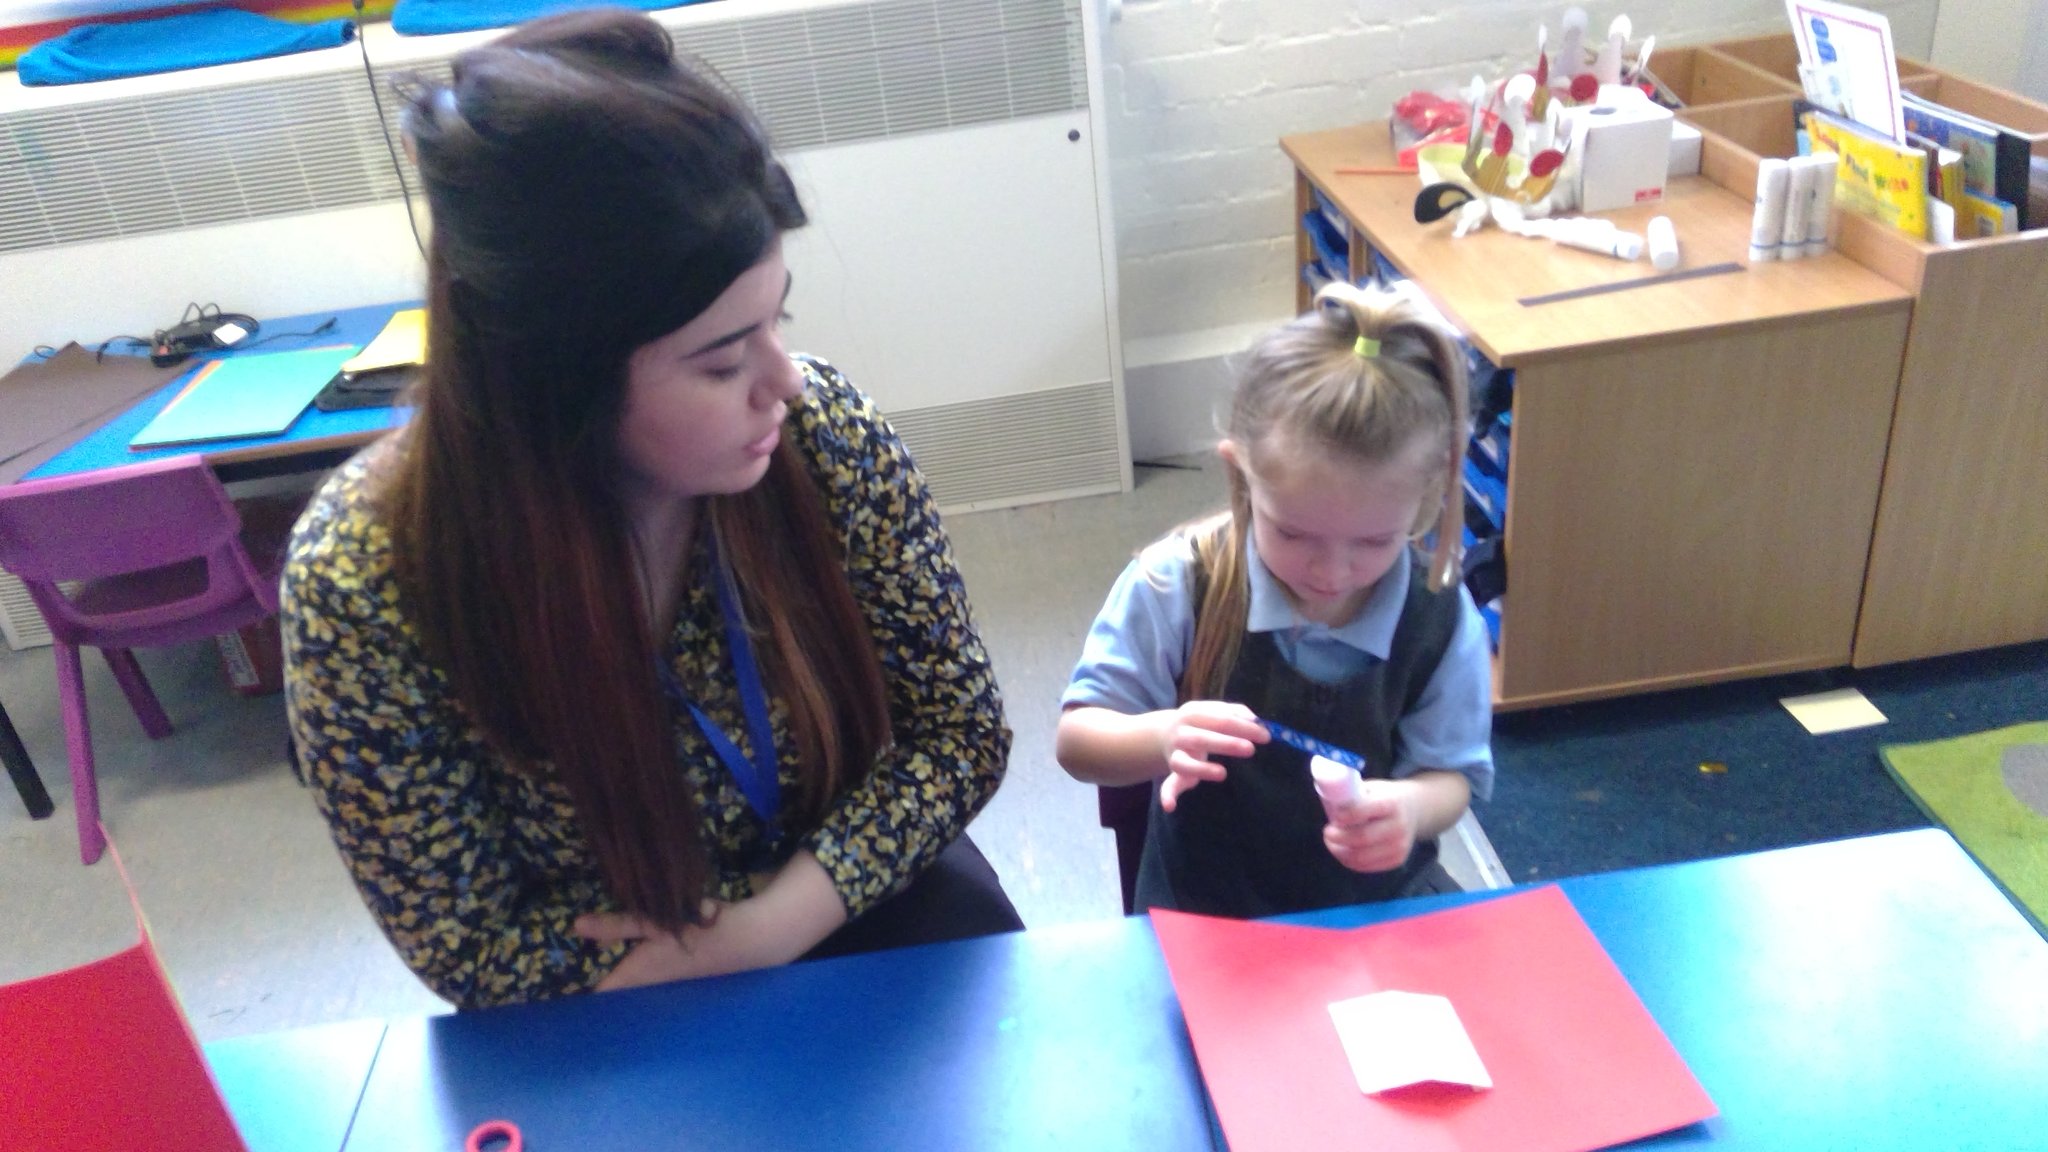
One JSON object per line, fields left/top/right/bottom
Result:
{"left": 206, "top": 1018, "right": 386, "bottom": 1152}
{"left": 24, "top": 304, "right": 410, "bottom": 482}
{"left": 208, "top": 830, "right": 2048, "bottom": 1152}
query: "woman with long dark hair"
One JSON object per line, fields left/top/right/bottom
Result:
{"left": 282, "top": 9, "right": 1018, "bottom": 1009}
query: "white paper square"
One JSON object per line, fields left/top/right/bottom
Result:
{"left": 1779, "top": 687, "right": 1888, "bottom": 735}
{"left": 1328, "top": 990, "right": 1491, "bottom": 1095}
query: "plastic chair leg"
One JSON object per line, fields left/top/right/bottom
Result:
{"left": 0, "top": 699, "right": 54, "bottom": 820}
{"left": 103, "top": 648, "right": 172, "bottom": 740}
{"left": 53, "top": 642, "right": 104, "bottom": 865}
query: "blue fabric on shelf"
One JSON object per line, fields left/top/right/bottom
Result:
{"left": 19, "top": 9, "right": 354, "bottom": 87}
{"left": 391, "top": 0, "right": 702, "bottom": 36}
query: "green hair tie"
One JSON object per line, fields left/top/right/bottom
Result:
{"left": 1354, "top": 335, "right": 1380, "bottom": 358}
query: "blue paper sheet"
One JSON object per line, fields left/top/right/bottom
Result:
{"left": 19, "top": 9, "right": 354, "bottom": 87}
{"left": 129, "top": 347, "right": 359, "bottom": 451}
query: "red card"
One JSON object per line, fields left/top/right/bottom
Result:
{"left": 1153, "top": 886, "right": 1716, "bottom": 1152}
{"left": 0, "top": 835, "right": 248, "bottom": 1151}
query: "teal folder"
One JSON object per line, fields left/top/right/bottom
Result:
{"left": 128, "top": 346, "right": 358, "bottom": 450}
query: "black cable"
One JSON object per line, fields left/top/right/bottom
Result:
{"left": 235, "top": 317, "right": 340, "bottom": 349}
{"left": 354, "top": 0, "right": 427, "bottom": 259}
{"left": 92, "top": 336, "right": 154, "bottom": 362}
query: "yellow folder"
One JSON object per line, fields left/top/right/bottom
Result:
{"left": 339, "top": 309, "right": 426, "bottom": 377}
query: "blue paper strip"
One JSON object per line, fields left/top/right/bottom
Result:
{"left": 1261, "top": 721, "right": 1367, "bottom": 772}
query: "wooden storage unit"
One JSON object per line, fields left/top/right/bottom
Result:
{"left": 1645, "top": 44, "right": 1797, "bottom": 107}
{"left": 1673, "top": 43, "right": 2048, "bottom": 669}
{"left": 1283, "top": 32, "right": 2048, "bottom": 709}
{"left": 1282, "top": 127, "right": 1911, "bottom": 710}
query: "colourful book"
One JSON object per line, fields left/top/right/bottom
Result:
{"left": 129, "top": 346, "right": 357, "bottom": 450}
{"left": 1902, "top": 92, "right": 2032, "bottom": 230}
{"left": 1905, "top": 132, "right": 1968, "bottom": 213}
{"left": 1961, "top": 191, "right": 2020, "bottom": 237}
{"left": 1805, "top": 109, "right": 1930, "bottom": 239}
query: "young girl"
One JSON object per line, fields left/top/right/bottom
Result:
{"left": 1057, "top": 281, "right": 1494, "bottom": 918}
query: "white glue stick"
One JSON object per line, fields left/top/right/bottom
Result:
{"left": 1646, "top": 215, "right": 1679, "bottom": 271}
{"left": 1311, "top": 755, "right": 1367, "bottom": 820}
{"left": 1750, "top": 157, "right": 1790, "bottom": 263}
{"left": 1802, "top": 151, "right": 1837, "bottom": 257}
{"left": 1780, "top": 155, "right": 1822, "bottom": 261}
{"left": 1550, "top": 217, "right": 1644, "bottom": 261}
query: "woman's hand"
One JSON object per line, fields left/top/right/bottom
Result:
{"left": 576, "top": 903, "right": 740, "bottom": 992}
{"left": 578, "top": 852, "right": 847, "bottom": 992}
{"left": 1157, "top": 700, "right": 1269, "bottom": 812}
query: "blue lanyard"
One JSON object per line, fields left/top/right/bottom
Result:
{"left": 657, "top": 539, "right": 781, "bottom": 831}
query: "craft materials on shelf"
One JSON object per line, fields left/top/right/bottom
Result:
{"left": 1750, "top": 157, "right": 1792, "bottom": 262}
{"left": 1501, "top": 214, "right": 1646, "bottom": 260}
{"left": 1407, "top": 9, "right": 1668, "bottom": 239}
{"left": 1516, "top": 262, "right": 1743, "bottom": 306}
{"left": 1647, "top": 215, "right": 1679, "bottom": 270}
{"left": 1594, "top": 14, "right": 1629, "bottom": 85}
{"left": 1797, "top": 152, "right": 1838, "bottom": 257}
{"left": 1780, "top": 153, "right": 1817, "bottom": 258}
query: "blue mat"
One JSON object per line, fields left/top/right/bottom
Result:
{"left": 1481, "top": 639, "right": 2048, "bottom": 882}
{"left": 392, "top": 0, "right": 704, "bottom": 36}
{"left": 19, "top": 10, "right": 354, "bottom": 87}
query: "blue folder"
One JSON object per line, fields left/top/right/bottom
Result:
{"left": 129, "top": 347, "right": 359, "bottom": 451}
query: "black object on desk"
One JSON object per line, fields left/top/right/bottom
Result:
{"left": 313, "top": 365, "right": 418, "bottom": 412}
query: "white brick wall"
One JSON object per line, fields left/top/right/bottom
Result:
{"left": 1102, "top": 0, "right": 1941, "bottom": 358}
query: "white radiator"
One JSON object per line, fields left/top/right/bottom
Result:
{"left": 0, "top": 0, "right": 1130, "bottom": 648}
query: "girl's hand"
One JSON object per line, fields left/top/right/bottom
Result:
{"left": 1157, "top": 701, "right": 1269, "bottom": 812}
{"left": 1320, "top": 778, "right": 1420, "bottom": 873}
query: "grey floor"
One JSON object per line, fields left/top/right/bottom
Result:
{"left": 0, "top": 455, "right": 1503, "bottom": 1042}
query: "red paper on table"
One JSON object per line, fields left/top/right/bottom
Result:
{"left": 1152, "top": 885, "right": 1716, "bottom": 1152}
{"left": 0, "top": 835, "right": 248, "bottom": 1151}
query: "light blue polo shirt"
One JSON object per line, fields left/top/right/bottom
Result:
{"left": 1062, "top": 531, "right": 1494, "bottom": 799}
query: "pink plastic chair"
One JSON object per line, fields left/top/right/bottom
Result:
{"left": 0, "top": 455, "right": 291, "bottom": 864}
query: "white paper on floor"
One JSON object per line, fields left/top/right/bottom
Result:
{"left": 1779, "top": 687, "right": 1888, "bottom": 735}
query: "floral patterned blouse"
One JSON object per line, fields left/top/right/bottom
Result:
{"left": 282, "top": 357, "right": 1009, "bottom": 1009}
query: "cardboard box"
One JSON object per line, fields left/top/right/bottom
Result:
{"left": 1669, "top": 121, "right": 1703, "bottom": 177}
{"left": 1574, "top": 85, "right": 1676, "bottom": 212}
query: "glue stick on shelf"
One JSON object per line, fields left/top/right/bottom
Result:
{"left": 1780, "top": 155, "right": 1821, "bottom": 261}
{"left": 1802, "top": 151, "right": 1838, "bottom": 258}
{"left": 1750, "top": 157, "right": 1789, "bottom": 263}
{"left": 1646, "top": 215, "right": 1679, "bottom": 271}
{"left": 1549, "top": 217, "right": 1644, "bottom": 261}
{"left": 1311, "top": 754, "right": 1367, "bottom": 821}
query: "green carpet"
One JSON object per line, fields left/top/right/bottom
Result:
{"left": 1881, "top": 721, "right": 2048, "bottom": 931}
